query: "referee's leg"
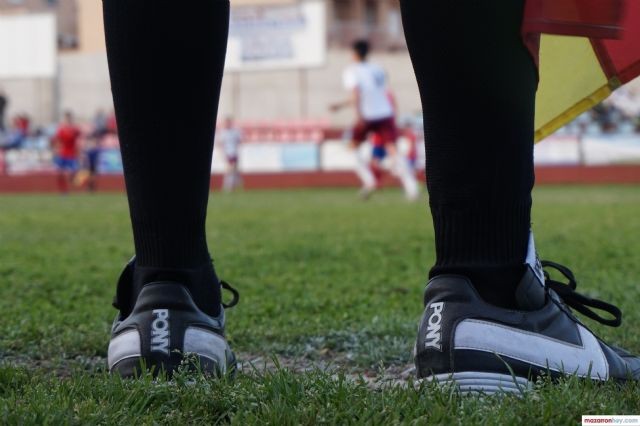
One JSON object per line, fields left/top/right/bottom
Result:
{"left": 103, "top": 0, "right": 237, "bottom": 376}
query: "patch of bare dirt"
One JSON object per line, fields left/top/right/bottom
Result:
{"left": 1, "top": 353, "right": 416, "bottom": 387}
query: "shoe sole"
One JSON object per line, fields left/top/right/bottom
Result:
{"left": 111, "top": 351, "right": 237, "bottom": 378}
{"left": 109, "top": 326, "right": 236, "bottom": 378}
{"left": 421, "top": 371, "right": 533, "bottom": 395}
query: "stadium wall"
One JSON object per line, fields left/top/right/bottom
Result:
{"left": 0, "top": 49, "right": 420, "bottom": 126}
{"left": 2, "top": 166, "right": 640, "bottom": 193}
{"left": 3, "top": 130, "right": 640, "bottom": 192}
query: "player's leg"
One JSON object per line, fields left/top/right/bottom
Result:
{"left": 56, "top": 160, "right": 70, "bottom": 194}
{"left": 369, "top": 128, "right": 389, "bottom": 189}
{"left": 401, "top": 0, "right": 639, "bottom": 391}
{"left": 103, "top": 0, "right": 236, "bottom": 376}
{"left": 222, "top": 162, "right": 233, "bottom": 193}
{"left": 68, "top": 159, "right": 79, "bottom": 189}
{"left": 56, "top": 169, "right": 65, "bottom": 194}
{"left": 231, "top": 160, "right": 242, "bottom": 190}
{"left": 354, "top": 151, "right": 376, "bottom": 199}
{"left": 382, "top": 120, "right": 419, "bottom": 200}
{"left": 369, "top": 146, "right": 385, "bottom": 188}
{"left": 87, "top": 153, "right": 97, "bottom": 192}
{"left": 394, "top": 153, "right": 419, "bottom": 201}
{"left": 402, "top": 0, "right": 535, "bottom": 304}
{"left": 351, "top": 123, "right": 376, "bottom": 197}
{"left": 223, "top": 158, "right": 238, "bottom": 193}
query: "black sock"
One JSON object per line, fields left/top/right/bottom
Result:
{"left": 103, "top": 0, "right": 229, "bottom": 316}
{"left": 400, "top": 0, "right": 536, "bottom": 308}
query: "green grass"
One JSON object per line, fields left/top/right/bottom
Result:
{"left": 0, "top": 186, "right": 639, "bottom": 424}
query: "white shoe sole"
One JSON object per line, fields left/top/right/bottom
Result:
{"left": 421, "top": 371, "right": 533, "bottom": 395}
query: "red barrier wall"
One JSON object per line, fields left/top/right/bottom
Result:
{"left": 1, "top": 165, "right": 639, "bottom": 193}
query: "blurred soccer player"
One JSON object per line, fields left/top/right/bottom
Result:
{"left": 84, "top": 137, "right": 101, "bottom": 192}
{"left": 219, "top": 116, "right": 242, "bottom": 193}
{"left": 331, "top": 40, "right": 398, "bottom": 199}
{"left": 52, "top": 111, "right": 81, "bottom": 194}
{"left": 103, "top": 0, "right": 639, "bottom": 386}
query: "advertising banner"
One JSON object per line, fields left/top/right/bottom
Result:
{"left": 0, "top": 14, "right": 56, "bottom": 79}
{"left": 225, "top": 0, "right": 326, "bottom": 71}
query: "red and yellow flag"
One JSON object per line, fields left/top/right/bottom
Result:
{"left": 523, "top": 0, "right": 640, "bottom": 141}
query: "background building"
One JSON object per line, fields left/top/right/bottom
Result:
{"left": 328, "top": 0, "right": 405, "bottom": 50}
{"left": 0, "top": 0, "right": 78, "bottom": 49}
{"left": 0, "top": 0, "right": 419, "bottom": 127}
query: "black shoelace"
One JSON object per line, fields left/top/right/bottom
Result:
{"left": 541, "top": 260, "right": 622, "bottom": 327}
{"left": 221, "top": 280, "right": 240, "bottom": 309}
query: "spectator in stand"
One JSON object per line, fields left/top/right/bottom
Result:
{"left": 14, "top": 114, "right": 29, "bottom": 135}
{"left": 106, "top": 110, "right": 118, "bottom": 135}
{"left": 1, "top": 114, "right": 30, "bottom": 150}
{"left": 0, "top": 88, "right": 7, "bottom": 132}
{"left": 591, "top": 103, "right": 618, "bottom": 133}
{"left": 218, "top": 116, "right": 242, "bottom": 192}
{"left": 52, "top": 111, "right": 82, "bottom": 194}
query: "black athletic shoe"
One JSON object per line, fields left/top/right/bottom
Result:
{"left": 415, "top": 261, "right": 640, "bottom": 394}
{"left": 107, "top": 258, "right": 238, "bottom": 377}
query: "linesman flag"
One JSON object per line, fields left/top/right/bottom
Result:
{"left": 523, "top": 0, "right": 640, "bottom": 141}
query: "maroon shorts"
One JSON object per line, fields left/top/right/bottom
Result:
{"left": 352, "top": 117, "right": 397, "bottom": 145}
{"left": 226, "top": 155, "right": 238, "bottom": 165}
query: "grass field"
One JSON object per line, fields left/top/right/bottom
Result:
{"left": 1, "top": 186, "right": 640, "bottom": 424}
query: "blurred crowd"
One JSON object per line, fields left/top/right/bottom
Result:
{"left": 1, "top": 81, "right": 639, "bottom": 188}
{"left": 560, "top": 86, "right": 640, "bottom": 135}
{"left": 0, "top": 110, "right": 117, "bottom": 153}
{"left": 0, "top": 90, "right": 119, "bottom": 192}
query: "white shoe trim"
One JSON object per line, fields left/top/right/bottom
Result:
{"left": 454, "top": 319, "right": 609, "bottom": 380}
{"left": 108, "top": 329, "right": 141, "bottom": 371}
{"left": 183, "top": 327, "right": 230, "bottom": 373}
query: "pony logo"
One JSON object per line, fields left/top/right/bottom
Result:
{"left": 151, "top": 309, "right": 170, "bottom": 355}
{"left": 424, "top": 302, "right": 444, "bottom": 351}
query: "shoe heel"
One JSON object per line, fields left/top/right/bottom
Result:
{"left": 422, "top": 371, "right": 532, "bottom": 395}
{"left": 108, "top": 283, "right": 234, "bottom": 378}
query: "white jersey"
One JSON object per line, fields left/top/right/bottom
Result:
{"left": 343, "top": 62, "right": 394, "bottom": 121}
{"left": 219, "top": 128, "right": 242, "bottom": 158}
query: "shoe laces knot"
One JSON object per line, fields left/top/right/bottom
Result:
{"left": 541, "top": 260, "right": 622, "bottom": 327}
{"left": 221, "top": 280, "right": 240, "bottom": 309}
